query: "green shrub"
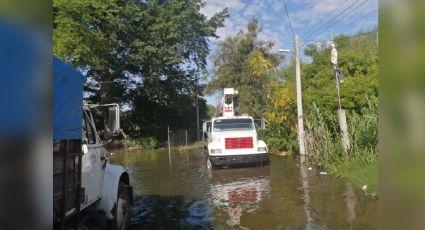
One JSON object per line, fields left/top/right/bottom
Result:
{"left": 259, "top": 121, "right": 298, "bottom": 153}
{"left": 113, "top": 137, "right": 158, "bottom": 150}
{"left": 141, "top": 137, "right": 158, "bottom": 150}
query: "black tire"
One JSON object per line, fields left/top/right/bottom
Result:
{"left": 109, "top": 182, "right": 130, "bottom": 230}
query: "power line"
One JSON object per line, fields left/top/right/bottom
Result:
{"left": 329, "top": 0, "right": 370, "bottom": 27}
{"left": 301, "top": 0, "right": 362, "bottom": 41}
{"left": 301, "top": 0, "right": 370, "bottom": 49}
{"left": 301, "top": 0, "right": 364, "bottom": 44}
{"left": 282, "top": 0, "right": 295, "bottom": 37}
{"left": 300, "top": 0, "right": 350, "bottom": 39}
{"left": 335, "top": 9, "right": 377, "bottom": 31}
{"left": 353, "top": 28, "right": 377, "bottom": 37}
{"left": 301, "top": 28, "right": 377, "bottom": 50}
{"left": 301, "top": 8, "right": 377, "bottom": 50}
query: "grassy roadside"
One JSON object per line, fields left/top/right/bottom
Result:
{"left": 326, "top": 156, "right": 378, "bottom": 197}
{"left": 112, "top": 138, "right": 203, "bottom": 153}
{"left": 111, "top": 137, "right": 158, "bottom": 150}
{"left": 306, "top": 100, "right": 378, "bottom": 197}
{"left": 177, "top": 141, "right": 203, "bottom": 152}
{"left": 263, "top": 99, "right": 378, "bottom": 197}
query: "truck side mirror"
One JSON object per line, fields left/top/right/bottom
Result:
{"left": 107, "top": 104, "right": 120, "bottom": 137}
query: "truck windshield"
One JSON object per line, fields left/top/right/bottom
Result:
{"left": 213, "top": 118, "right": 253, "bottom": 132}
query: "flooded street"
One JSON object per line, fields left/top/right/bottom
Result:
{"left": 110, "top": 148, "right": 377, "bottom": 230}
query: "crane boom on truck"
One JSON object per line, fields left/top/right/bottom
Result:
{"left": 53, "top": 57, "right": 132, "bottom": 230}
{"left": 205, "top": 88, "right": 270, "bottom": 170}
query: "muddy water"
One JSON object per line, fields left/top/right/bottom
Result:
{"left": 110, "top": 148, "right": 377, "bottom": 230}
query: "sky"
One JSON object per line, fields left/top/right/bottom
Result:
{"left": 199, "top": 0, "right": 378, "bottom": 105}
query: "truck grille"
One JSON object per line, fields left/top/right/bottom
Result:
{"left": 225, "top": 137, "right": 253, "bottom": 149}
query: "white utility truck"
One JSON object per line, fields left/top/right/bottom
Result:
{"left": 206, "top": 88, "right": 270, "bottom": 170}
{"left": 53, "top": 57, "right": 132, "bottom": 230}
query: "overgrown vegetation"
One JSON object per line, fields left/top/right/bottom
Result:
{"left": 263, "top": 30, "right": 378, "bottom": 153}
{"left": 304, "top": 98, "right": 378, "bottom": 195}
{"left": 177, "top": 141, "right": 203, "bottom": 152}
{"left": 112, "top": 137, "right": 158, "bottom": 150}
{"left": 263, "top": 29, "right": 378, "bottom": 195}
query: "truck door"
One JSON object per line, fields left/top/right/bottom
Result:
{"left": 81, "top": 110, "right": 105, "bottom": 208}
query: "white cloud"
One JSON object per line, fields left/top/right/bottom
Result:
{"left": 214, "top": 20, "right": 239, "bottom": 41}
{"left": 203, "top": 0, "right": 377, "bottom": 62}
{"left": 243, "top": 4, "right": 258, "bottom": 17}
{"left": 201, "top": 0, "right": 249, "bottom": 40}
{"left": 290, "top": 0, "right": 378, "bottom": 30}
{"left": 200, "top": 0, "right": 246, "bottom": 18}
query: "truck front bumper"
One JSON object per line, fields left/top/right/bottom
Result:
{"left": 209, "top": 153, "right": 270, "bottom": 167}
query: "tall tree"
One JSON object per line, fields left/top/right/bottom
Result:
{"left": 54, "top": 0, "right": 227, "bottom": 103}
{"left": 54, "top": 0, "right": 228, "bottom": 139}
{"left": 206, "top": 18, "right": 281, "bottom": 118}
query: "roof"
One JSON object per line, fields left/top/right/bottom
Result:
{"left": 53, "top": 57, "right": 85, "bottom": 140}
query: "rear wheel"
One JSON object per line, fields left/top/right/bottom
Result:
{"left": 110, "top": 182, "right": 130, "bottom": 230}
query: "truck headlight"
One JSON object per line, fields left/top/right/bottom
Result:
{"left": 257, "top": 147, "right": 267, "bottom": 152}
{"left": 210, "top": 149, "right": 222, "bottom": 154}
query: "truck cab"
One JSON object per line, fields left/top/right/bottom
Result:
{"left": 206, "top": 88, "right": 269, "bottom": 170}
{"left": 53, "top": 57, "right": 132, "bottom": 230}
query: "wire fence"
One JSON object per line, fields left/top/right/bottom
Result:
{"left": 158, "top": 128, "right": 200, "bottom": 148}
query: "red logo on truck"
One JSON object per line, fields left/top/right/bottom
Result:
{"left": 224, "top": 106, "right": 233, "bottom": 112}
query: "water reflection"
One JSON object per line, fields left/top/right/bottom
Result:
{"left": 344, "top": 182, "right": 357, "bottom": 230}
{"left": 299, "top": 155, "right": 313, "bottom": 230}
{"left": 210, "top": 166, "right": 271, "bottom": 228}
{"left": 110, "top": 148, "right": 378, "bottom": 230}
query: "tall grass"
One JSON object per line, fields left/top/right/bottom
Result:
{"left": 305, "top": 97, "right": 378, "bottom": 195}
{"left": 305, "top": 105, "right": 343, "bottom": 165}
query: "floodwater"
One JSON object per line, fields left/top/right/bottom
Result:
{"left": 110, "top": 147, "right": 377, "bottom": 230}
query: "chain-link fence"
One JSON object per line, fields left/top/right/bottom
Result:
{"left": 158, "top": 128, "right": 200, "bottom": 148}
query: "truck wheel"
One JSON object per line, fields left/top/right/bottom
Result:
{"left": 110, "top": 182, "right": 130, "bottom": 230}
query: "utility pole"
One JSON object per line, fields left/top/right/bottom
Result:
{"left": 195, "top": 77, "right": 200, "bottom": 141}
{"left": 294, "top": 35, "right": 307, "bottom": 156}
{"left": 330, "top": 27, "right": 350, "bottom": 158}
{"left": 330, "top": 27, "right": 343, "bottom": 110}
{"left": 196, "top": 93, "right": 200, "bottom": 141}
{"left": 167, "top": 125, "right": 171, "bottom": 156}
{"left": 185, "top": 129, "right": 188, "bottom": 147}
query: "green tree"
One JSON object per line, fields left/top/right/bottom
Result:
{"left": 264, "top": 30, "right": 379, "bottom": 152}
{"left": 206, "top": 104, "right": 216, "bottom": 118}
{"left": 206, "top": 18, "right": 281, "bottom": 118}
{"left": 54, "top": 0, "right": 228, "bottom": 140}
